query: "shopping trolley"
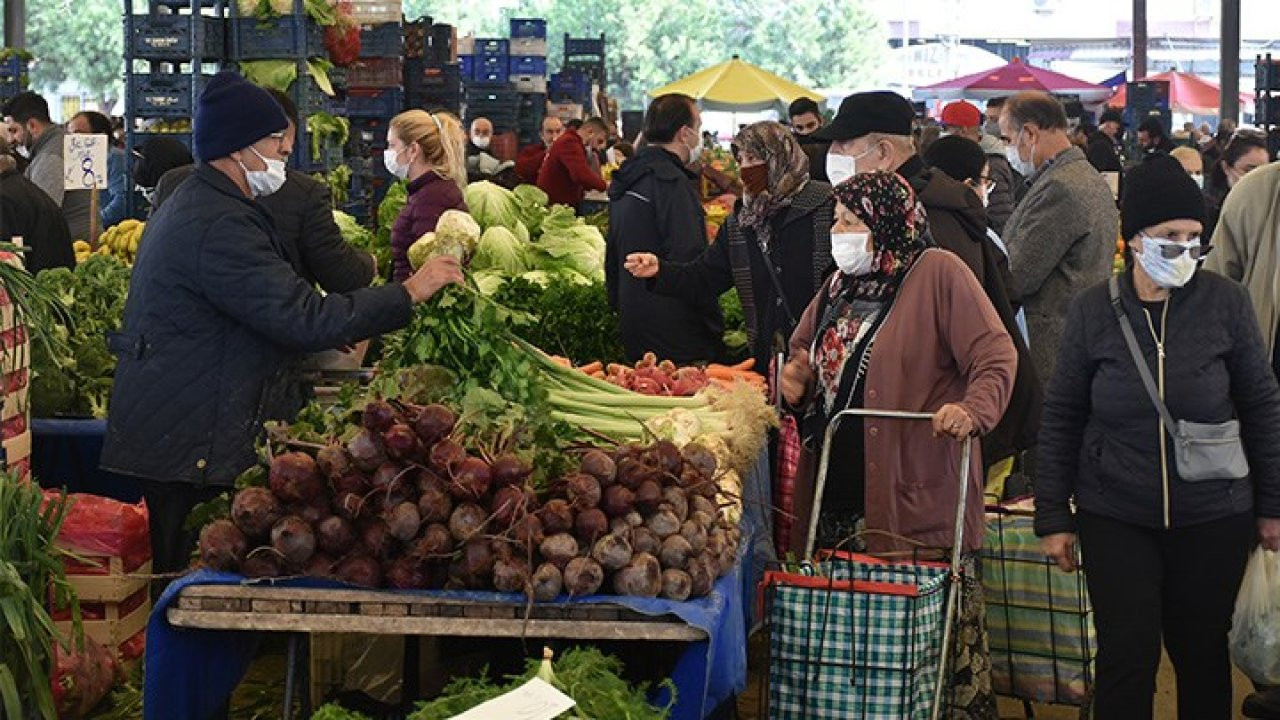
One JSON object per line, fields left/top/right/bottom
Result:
{"left": 983, "top": 503, "right": 1095, "bottom": 719}
{"left": 760, "top": 409, "right": 972, "bottom": 720}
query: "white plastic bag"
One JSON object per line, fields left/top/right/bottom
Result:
{"left": 1230, "top": 547, "right": 1280, "bottom": 685}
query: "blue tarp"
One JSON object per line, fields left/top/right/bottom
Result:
{"left": 31, "top": 418, "right": 142, "bottom": 503}
{"left": 144, "top": 553, "right": 747, "bottom": 720}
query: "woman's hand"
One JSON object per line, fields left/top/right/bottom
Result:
{"left": 932, "top": 403, "right": 974, "bottom": 440}
{"left": 1259, "top": 518, "right": 1280, "bottom": 552}
{"left": 403, "top": 256, "right": 464, "bottom": 303}
{"left": 624, "top": 253, "right": 660, "bottom": 279}
{"left": 781, "top": 350, "right": 813, "bottom": 407}
{"left": 1042, "top": 533, "right": 1079, "bottom": 573}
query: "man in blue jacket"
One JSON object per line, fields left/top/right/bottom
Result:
{"left": 101, "top": 72, "right": 463, "bottom": 577}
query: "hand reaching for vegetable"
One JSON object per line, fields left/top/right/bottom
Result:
{"left": 624, "top": 253, "right": 661, "bottom": 279}
{"left": 932, "top": 403, "right": 974, "bottom": 440}
{"left": 780, "top": 350, "right": 813, "bottom": 407}
{"left": 1259, "top": 517, "right": 1280, "bottom": 552}
{"left": 403, "top": 256, "right": 464, "bottom": 303}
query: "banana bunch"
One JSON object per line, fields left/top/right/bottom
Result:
{"left": 147, "top": 119, "right": 192, "bottom": 134}
{"left": 97, "top": 220, "right": 145, "bottom": 265}
{"left": 72, "top": 240, "right": 92, "bottom": 264}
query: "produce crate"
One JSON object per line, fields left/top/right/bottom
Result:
{"left": 427, "top": 23, "right": 456, "bottom": 64}
{"left": 545, "top": 101, "right": 584, "bottom": 121}
{"left": 0, "top": 56, "right": 29, "bottom": 100}
{"left": 472, "top": 64, "right": 509, "bottom": 85}
{"left": 404, "top": 59, "right": 461, "bottom": 87}
{"left": 288, "top": 72, "right": 343, "bottom": 116}
{"left": 512, "top": 74, "right": 547, "bottom": 95}
{"left": 458, "top": 55, "right": 474, "bottom": 80}
{"left": 549, "top": 70, "right": 591, "bottom": 104}
{"left": 509, "top": 18, "right": 547, "bottom": 39}
{"left": 349, "top": 0, "right": 401, "bottom": 25}
{"left": 358, "top": 22, "right": 403, "bottom": 58}
{"left": 508, "top": 55, "right": 547, "bottom": 77}
{"left": 344, "top": 57, "right": 402, "bottom": 88}
{"left": 464, "top": 84, "right": 518, "bottom": 103}
{"left": 0, "top": 257, "right": 30, "bottom": 480}
{"left": 228, "top": 16, "right": 324, "bottom": 60}
{"left": 510, "top": 36, "right": 548, "bottom": 57}
{"left": 406, "top": 91, "right": 461, "bottom": 114}
{"left": 346, "top": 86, "right": 403, "bottom": 117}
{"left": 295, "top": 130, "right": 344, "bottom": 172}
{"left": 564, "top": 34, "right": 605, "bottom": 59}
{"left": 472, "top": 38, "right": 509, "bottom": 56}
{"left": 130, "top": 131, "right": 193, "bottom": 153}
{"left": 347, "top": 117, "right": 391, "bottom": 155}
{"left": 564, "top": 59, "right": 606, "bottom": 85}
{"left": 150, "top": 0, "right": 219, "bottom": 8}
{"left": 128, "top": 14, "right": 225, "bottom": 60}
{"left": 54, "top": 587, "right": 150, "bottom": 654}
{"left": 403, "top": 18, "right": 428, "bottom": 59}
{"left": 518, "top": 92, "right": 547, "bottom": 112}
{"left": 127, "top": 73, "right": 211, "bottom": 118}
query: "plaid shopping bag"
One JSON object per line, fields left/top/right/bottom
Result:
{"left": 775, "top": 414, "right": 801, "bottom": 551}
{"left": 762, "top": 552, "right": 950, "bottom": 720}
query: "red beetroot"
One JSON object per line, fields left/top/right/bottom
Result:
{"left": 681, "top": 442, "right": 718, "bottom": 479}
{"left": 492, "top": 556, "right": 531, "bottom": 594}
{"left": 417, "top": 478, "right": 454, "bottom": 525}
{"left": 591, "top": 533, "right": 633, "bottom": 571}
{"left": 648, "top": 441, "right": 683, "bottom": 478}
{"left": 291, "top": 496, "right": 331, "bottom": 526}
{"left": 370, "top": 462, "right": 407, "bottom": 492}
{"left": 490, "top": 485, "right": 530, "bottom": 528}
{"left": 612, "top": 552, "right": 662, "bottom": 597}
{"left": 563, "top": 557, "right": 604, "bottom": 597}
{"left": 316, "top": 443, "right": 352, "bottom": 480}
{"left": 565, "top": 473, "right": 602, "bottom": 511}
{"left": 634, "top": 480, "right": 663, "bottom": 514}
{"left": 335, "top": 492, "right": 367, "bottom": 520}
{"left": 615, "top": 457, "right": 647, "bottom": 491}
{"left": 316, "top": 516, "right": 357, "bottom": 556}
{"left": 413, "top": 523, "right": 453, "bottom": 557}
{"left": 662, "top": 487, "right": 689, "bottom": 522}
{"left": 270, "top": 516, "right": 316, "bottom": 566}
{"left": 387, "top": 556, "right": 429, "bottom": 589}
{"left": 335, "top": 554, "right": 382, "bottom": 587}
{"left": 346, "top": 430, "right": 387, "bottom": 473}
{"left": 199, "top": 520, "right": 247, "bottom": 572}
{"left": 231, "top": 487, "right": 281, "bottom": 539}
{"left": 575, "top": 508, "right": 608, "bottom": 544}
{"left": 331, "top": 471, "right": 370, "bottom": 496}
{"left": 490, "top": 455, "right": 532, "bottom": 487}
{"left": 530, "top": 563, "right": 563, "bottom": 601}
{"left": 661, "top": 569, "right": 693, "bottom": 601}
{"left": 429, "top": 439, "right": 467, "bottom": 477}
{"left": 601, "top": 485, "right": 634, "bottom": 518}
{"left": 579, "top": 449, "right": 617, "bottom": 486}
{"left": 450, "top": 457, "right": 492, "bottom": 501}
{"left": 360, "top": 518, "right": 394, "bottom": 558}
{"left": 269, "top": 452, "right": 323, "bottom": 505}
{"left": 538, "top": 499, "right": 574, "bottom": 535}
{"left": 511, "top": 513, "right": 544, "bottom": 553}
{"left": 539, "top": 533, "right": 579, "bottom": 570}
{"left": 631, "top": 526, "right": 662, "bottom": 556}
{"left": 451, "top": 540, "right": 495, "bottom": 589}
{"left": 413, "top": 404, "right": 456, "bottom": 446}
{"left": 660, "top": 534, "right": 693, "bottom": 570}
{"left": 385, "top": 502, "right": 422, "bottom": 543}
{"left": 382, "top": 423, "right": 423, "bottom": 461}
{"left": 240, "top": 549, "right": 282, "bottom": 579}
{"left": 362, "top": 400, "right": 398, "bottom": 433}
{"left": 448, "top": 503, "right": 487, "bottom": 542}
{"left": 304, "top": 553, "right": 334, "bottom": 578}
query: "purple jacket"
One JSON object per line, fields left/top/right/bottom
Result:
{"left": 391, "top": 171, "right": 466, "bottom": 281}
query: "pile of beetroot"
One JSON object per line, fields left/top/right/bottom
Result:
{"left": 199, "top": 400, "right": 741, "bottom": 601}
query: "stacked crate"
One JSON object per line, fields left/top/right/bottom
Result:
{"left": 0, "top": 52, "right": 31, "bottom": 103}
{"left": 123, "top": 0, "right": 226, "bottom": 218}
{"left": 546, "top": 34, "right": 603, "bottom": 121}
{"left": 404, "top": 19, "right": 463, "bottom": 116}
{"left": 228, "top": 0, "right": 346, "bottom": 172}
{"left": 463, "top": 38, "right": 520, "bottom": 141}
{"left": 509, "top": 19, "right": 547, "bottom": 148}
{"left": 341, "top": 0, "right": 404, "bottom": 220}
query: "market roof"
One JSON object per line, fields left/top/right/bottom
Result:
{"left": 1106, "top": 71, "right": 1252, "bottom": 115}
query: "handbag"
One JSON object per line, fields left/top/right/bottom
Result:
{"left": 1107, "top": 276, "right": 1249, "bottom": 481}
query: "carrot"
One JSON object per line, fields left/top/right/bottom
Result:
{"left": 578, "top": 361, "right": 604, "bottom": 375}
{"left": 589, "top": 371, "right": 607, "bottom": 379}
{"left": 732, "top": 358, "right": 756, "bottom": 371}
{"left": 705, "top": 367, "right": 744, "bottom": 380}
{"left": 550, "top": 355, "right": 572, "bottom": 368}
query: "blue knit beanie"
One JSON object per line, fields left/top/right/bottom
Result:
{"left": 193, "top": 71, "right": 288, "bottom": 163}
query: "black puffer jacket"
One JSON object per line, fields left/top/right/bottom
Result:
{"left": 101, "top": 165, "right": 412, "bottom": 487}
{"left": 1035, "top": 269, "right": 1280, "bottom": 536}
{"left": 606, "top": 146, "right": 723, "bottom": 364}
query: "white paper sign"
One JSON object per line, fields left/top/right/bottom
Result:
{"left": 63, "top": 133, "right": 109, "bottom": 191}
{"left": 447, "top": 677, "right": 575, "bottom": 720}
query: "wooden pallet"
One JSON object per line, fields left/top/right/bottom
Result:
{"left": 67, "top": 558, "right": 152, "bottom": 603}
{"left": 169, "top": 585, "right": 707, "bottom": 642}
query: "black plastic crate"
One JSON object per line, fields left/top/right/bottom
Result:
{"left": 128, "top": 73, "right": 211, "bottom": 118}
{"left": 345, "top": 57, "right": 402, "bottom": 88}
{"left": 359, "top": 22, "right": 403, "bottom": 58}
{"left": 228, "top": 16, "right": 324, "bottom": 59}
{"left": 294, "top": 126, "right": 345, "bottom": 171}
{"left": 404, "top": 59, "right": 461, "bottom": 85}
{"left": 293, "top": 74, "right": 344, "bottom": 116}
{"left": 564, "top": 59, "right": 605, "bottom": 84}
{"left": 347, "top": 117, "right": 391, "bottom": 154}
{"left": 128, "top": 14, "right": 225, "bottom": 60}
{"left": 509, "top": 18, "right": 547, "bottom": 39}
{"left": 465, "top": 83, "right": 519, "bottom": 101}
{"left": 518, "top": 92, "right": 546, "bottom": 111}
{"left": 406, "top": 93, "right": 461, "bottom": 114}
{"left": 346, "top": 86, "right": 404, "bottom": 117}
{"left": 564, "top": 34, "right": 605, "bottom": 58}
{"left": 427, "top": 23, "right": 456, "bottom": 64}
{"left": 130, "top": 131, "right": 193, "bottom": 153}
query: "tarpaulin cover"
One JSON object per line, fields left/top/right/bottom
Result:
{"left": 144, "top": 553, "right": 747, "bottom": 720}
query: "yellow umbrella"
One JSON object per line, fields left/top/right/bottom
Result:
{"left": 648, "top": 55, "right": 824, "bottom": 113}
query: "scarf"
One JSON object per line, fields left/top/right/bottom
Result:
{"left": 831, "top": 171, "right": 931, "bottom": 303}
{"left": 734, "top": 121, "right": 810, "bottom": 252}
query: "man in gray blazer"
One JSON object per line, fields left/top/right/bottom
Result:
{"left": 999, "top": 91, "right": 1119, "bottom": 383}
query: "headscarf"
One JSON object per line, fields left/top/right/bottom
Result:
{"left": 734, "top": 121, "right": 810, "bottom": 250}
{"left": 829, "top": 170, "right": 932, "bottom": 303}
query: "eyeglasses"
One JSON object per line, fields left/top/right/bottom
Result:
{"left": 1142, "top": 234, "right": 1211, "bottom": 260}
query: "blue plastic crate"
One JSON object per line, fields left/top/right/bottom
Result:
{"left": 549, "top": 70, "right": 591, "bottom": 103}
{"left": 564, "top": 35, "right": 605, "bottom": 58}
{"left": 129, "top": 14, "right": 225, "bottom": 60}
{"left": 474, "top": 52, "right": 507, "bottom": 69}
{"left": 0, "top": 58, "right": 26, "bottom": 100}
{"left": 346, "top": 86, "right": 403, "bottom": 117}
{"left": 295, "top": 128, "right": 345, "bottom": 171}
{"left": 458, "top": 55, "right": 474, "bottom": 80}
{"left": 347, "top": 117, "right": 391, "bottom": 154}
{"left": 293, "top": 74, "right": 343, "bottom": 116}
{"left": 359, "top": 22, "right": 403, "bottom": 58}
{"left": 472, "top": 65, "right": 509, "bottom": 85}
{"left": 508, "top": 55, "right": 546, "bottom": 77}
{"left": 150, "top": 0, "right": 219, "bottom": 8}
{"left": 128, "top": 73, "right": 211, "bottom": 118}
{"left": 229, "top": 16, "right": 324, "bottom": 59}
{"left": 473, "top": 37, "right": 509, "bottom": 56}
{"left": 509, "top": 18, "right": 547, "bottom": 38}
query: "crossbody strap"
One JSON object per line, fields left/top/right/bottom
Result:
{"left": 1108, "top": 276, "right": 1179, "bottom": 437}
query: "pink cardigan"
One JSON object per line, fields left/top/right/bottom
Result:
{"left": 789, "top": 249, "right": 1017, "bottom": 554}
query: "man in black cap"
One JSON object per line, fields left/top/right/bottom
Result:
{"left": 815, "top": 90, "right": 1043, "bottom": 529}
{"left": 1088, "top": 108, "right": 1127, "bottom": 173}
{"left": 1137, "top": 115, "right": 1176, "bottom": 156}
{"left": 101, "top": 71, "right": 464, "bottom": 582}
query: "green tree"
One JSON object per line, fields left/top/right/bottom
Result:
{"left": 26, "top": 0, "right": 124, "bottom": 106}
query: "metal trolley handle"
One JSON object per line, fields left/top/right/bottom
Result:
{"left": 802, "top": 408, "right": 974, "bottom": 720}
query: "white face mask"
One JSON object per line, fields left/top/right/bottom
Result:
{"left": 831, "top": 232, "right": 874, "bottom": 276}
{"left": 471, "top": 135, "right": 490, "bottom": 150}
{"left": 14, "top": 144, "right": 29, "bottom": 159}
{"left": 685, "top": 128, "right": 703, "bottom": 164}
{"left": 1135, "top": 236, "right": 1200, "bottom": 289}
{"left": 1190, "top": 173, "right": 1204, "bottom": 190}
{"left": 826, "top": 143, "right": 877, "bottom": 186}
{"left": 1004, "top": 130, "right": 1036, "bottom": 177}
{"left": 383, "top": 147, "right": 410, "bottom": 179}
{"left": 240, "top": 147, "right": 287, "bottom": 197}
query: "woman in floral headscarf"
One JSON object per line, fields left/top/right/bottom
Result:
{"left": 781, "top": 170, "right": 1016, "bottom": 719}
{"left": 623, "top": 121, "right": 834, "bottom": 372}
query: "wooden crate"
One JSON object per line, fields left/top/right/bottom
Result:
{"left": 56, "top": 589, "right": 150, "bottom": 651}
{"left": 66, "top": 557, "right": 153, "bottom": 603}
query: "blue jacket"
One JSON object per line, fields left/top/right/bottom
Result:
{"left": 101, "top": 164, "right": 412, "bottom": 486}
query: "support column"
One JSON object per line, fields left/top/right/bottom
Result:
{"left": 1221, "top": 0, "right": 1241, "bottom": 123}
{"left": 1133, "top": 0, "right": 1147, "bottom": 80}
{"left": 3, "top": 0, "right": 26, "bottom": 50}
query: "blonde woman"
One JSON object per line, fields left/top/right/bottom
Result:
{"left": 386, "top": 110, "right": 468, "bottom": 281}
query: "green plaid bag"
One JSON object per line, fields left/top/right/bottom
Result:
{"left": 762, "top": 552, "right": 951, "bottom": 720}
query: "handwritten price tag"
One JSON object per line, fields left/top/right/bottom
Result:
{"left": 447, "top": 677, "right": 575, "bottom": 720}
{"left": 63, "top": 133, "right": 109, "bottom": 191}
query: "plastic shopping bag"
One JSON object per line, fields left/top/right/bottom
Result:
{"left": 1229, "top": 548, "right": 1280, "bottom": 685}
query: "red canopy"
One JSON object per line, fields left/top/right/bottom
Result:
{"left": 913, "top": 58, "right": 1112, "bottom": 102}
{"left": 1107, "top": 71, "right": 1251, "bottom": 115}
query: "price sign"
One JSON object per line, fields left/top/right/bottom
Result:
{"left": 63, "top": 133, "right": 109, "bottom": 191}
{"left": 446, "top": 678, "right": 575, "bottom": 720}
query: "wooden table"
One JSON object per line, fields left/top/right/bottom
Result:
{"left": 169, "top": 584, "right": 709, "bottom": 717}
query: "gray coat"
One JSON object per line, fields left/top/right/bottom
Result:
{"left": 25, "top": 125, "right": 93, "bottom": 241}
{"left": 1004, "top": 146, "right": 1118, "bottom": 383}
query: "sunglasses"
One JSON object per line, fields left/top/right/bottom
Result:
{"left": 1142, "top": 235, "right": 1212, "bottom": 260}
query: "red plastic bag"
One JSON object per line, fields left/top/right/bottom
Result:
{"left": 324, "top": 1, "right": 360, "bottom": 66}
{"left": 47, "top": 493, "right": 151, "bottom": 573}
{"left": 52, "top": 636, "right": 120, "bottom": 719}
